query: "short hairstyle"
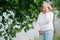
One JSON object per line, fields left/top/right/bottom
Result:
{"left": 42, "top": 1, "right": 52, "bottom": 10}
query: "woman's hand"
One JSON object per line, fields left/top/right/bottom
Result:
{"left": 38, "top": 29, "right": 43, "bottom": 35}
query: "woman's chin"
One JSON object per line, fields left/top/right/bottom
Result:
{"left": 42, "top": 11, "right": 46, "bottom": 13}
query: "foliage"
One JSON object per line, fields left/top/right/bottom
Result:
{"left": 0, "top": 0, "right": 60, "bottom": 40}
{"left": 53, "top": 35, "right": 60, "bottom": 40}
{"left": 52, "top": 0, "right": 60, "bottom": 18}
{"left": 0, "top": 0, "right": 46, "bottom": 40}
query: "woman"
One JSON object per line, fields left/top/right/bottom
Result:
{"left": 37, "top": 2, "right": 54, "bottom": 40}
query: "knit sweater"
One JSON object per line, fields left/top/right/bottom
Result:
{"left": 37, "top": 11, "right": 54, "bottom": 31}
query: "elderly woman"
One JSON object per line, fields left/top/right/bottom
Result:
{"left": 37, "top": 2, "right": 54, "bottom": 40}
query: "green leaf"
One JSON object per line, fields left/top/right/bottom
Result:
{"left": 0, "top": 23, "right": 2, "bottom": 29}
{"left": 4, "top": 36, "right": 8, "bottom": 40}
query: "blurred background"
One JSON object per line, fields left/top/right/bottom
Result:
{"left": 0, "top": 0, "right": 60, "bottom": 40}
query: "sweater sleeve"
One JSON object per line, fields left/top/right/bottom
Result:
{"left": 46, "top": 12, "right": 53, "bottom": 24}
{"left": 36, "top": 13, "right": 41, "bottom": 30}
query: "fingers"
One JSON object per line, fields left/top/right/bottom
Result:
{"left": 38, "top": 30, "right": 43, "bottom": 35}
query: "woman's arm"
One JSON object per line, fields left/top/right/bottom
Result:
{"left": 46, "top": 12, "right": 53, "bottom": 24}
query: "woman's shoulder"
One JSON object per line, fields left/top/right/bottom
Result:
{"left": 38, "top": 12, "right": 43, "bottom": 16}
{"left": 39, "top": 12, "right": 43, "bottom": 15}
{"left": 48, "top": 11, "right": 54, "bottom": 17}
{"left": 49, "top": 11, "right": 54, "bottom": 14}
{"left": 49, "top": 11, "right": 54, "bottom": 15}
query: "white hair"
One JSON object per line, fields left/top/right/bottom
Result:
{"left": 42, "top": 1, "right": 52, "bottom": 10}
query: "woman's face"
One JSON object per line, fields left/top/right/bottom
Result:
{"left": 42, "top": 5, "right": 49, "bottom": 13}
